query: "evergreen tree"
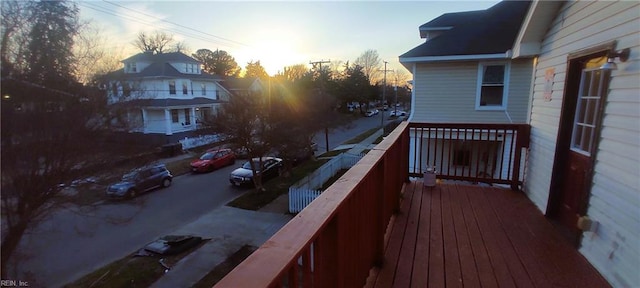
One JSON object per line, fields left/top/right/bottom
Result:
{"left": 26, "top": 0, "right": 79, "bottom": 88}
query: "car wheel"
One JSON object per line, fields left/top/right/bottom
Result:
{"left": 162, "top": 178, "right": 172, "bottom": 187}
{"left": 128, "top": 189, "right": 137, "bottom": 198}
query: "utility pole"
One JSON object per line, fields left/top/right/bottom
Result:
{"left": 380, "top": 61, "right": 392, "bottom": 129}
{"left": 310, "top": 59, "right": 331, "bottom": 152}
{"left": 394, "top": 72, "right": 398, "bottom": 115}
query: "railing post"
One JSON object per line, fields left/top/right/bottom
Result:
{"left": 510, "top": 124, "right": 530, "bottom": 190}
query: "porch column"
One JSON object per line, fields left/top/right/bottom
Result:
{"left": 164, "top": 109, "right": 172, "bottom": 135}
{"left": 190, "top": 107, "right": 196, "bottom": 128}
{"left": 141, "top": 109, "right": 148, "bottom": 133}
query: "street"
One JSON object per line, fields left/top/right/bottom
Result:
{"left": 12, "top": 113, "right": 400, "bottom": 287}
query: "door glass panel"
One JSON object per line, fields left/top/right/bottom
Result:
{"left": 571, "top": 66, "right": 606, "bottom": 156}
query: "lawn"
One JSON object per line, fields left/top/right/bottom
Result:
{"left": 342, "top": 127, "right": 380, "bottom": 144}
{"left": 65, "top": 239, "right": 209, "bottom": 288}
{"left": 227, "top": 158, "right": 328, "bottom": 211}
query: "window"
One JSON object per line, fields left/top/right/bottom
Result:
{"left": 201, "top": 84, "right": 206, "bottom": 95}
{"left": 571, "top": 68, "right": 606, "bottom": 156}
{"left": 185, "top": 63, "right": 196, "bottom": 73}
{"left": 182, "top": 82, "right": 188, "bottom": 95}
{"left": 127, "top": 62, "right": 137, "bottom": 73}
{"left": 184, "top": 108, "right": 191, "bottom": 125}
{"left": 111, "top": 83, "right": 118, "bottom": 96}
{"left": 169, "top": 81, "right": 176, "bottom": 95}
{"left": 476, "top": 63, "right": 508, "bottom": 109}
{"left": 171, "top": 109, "right": 179, "bottom": 123}
{"left": 453, "top": 149, "right": 471, "bottom": 166}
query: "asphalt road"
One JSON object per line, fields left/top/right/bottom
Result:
{"left": 12, "top": 113, "right": 401, "bottom": 287}
{"left": 14, "top": 164, "right": 241, "bottom": 287}
{"left": 314, "top": 111, "right": 396, "bottom": 152}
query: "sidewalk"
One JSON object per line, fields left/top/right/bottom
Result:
{"left": 149, "top": 128, "right": 384, "bottom": 287}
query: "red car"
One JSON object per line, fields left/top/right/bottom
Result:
{"left": 190, "top": 148, "right": 236, "bottom": 173}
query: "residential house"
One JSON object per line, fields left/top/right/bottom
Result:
{"left": 401, "top": 0, "right": 639, "bottom": 286}
{"left": 516, "top": 1, "right": 639, "bottom": 286}
{"left": 220, "top": 77, "right": 264, "bottom": 98}
{"left": 103, "top": 51, "right": 233, "bottom": 143}
{"left": 215, "top": 0, "right": 638, "bottom": 287}
{"left": 399, "top": 1, "right": 533, "bottom": 183}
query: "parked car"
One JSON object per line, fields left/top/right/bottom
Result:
{"left": 229, "top": 157, "right": 283, "bottom": 187}
{"left": 389, "top": 110, "right": 407, "bottom": 117}
{"left": 277, "top": 142, "right": 318, "bottom": 166}
{"left": 190, "top": 148, "right": 236, "bottom": 173}
{"left": 106, "top": 164, "right": 173, "bottom": 199}
{"left": 365, "top": 109, "right": 379, "bottom": 117}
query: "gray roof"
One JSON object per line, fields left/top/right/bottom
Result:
{"left": 401, "top": 1, "right": 531, "bottom": 59}
{"left": 221, "top": 77, "right": 260, "bottom": 90}
{"left": 122, "top": 52, "right": 199, "bottom": 63}
{"left": 103, "top": 52, "right": 222, "bottom": 81}
{"left": 419, "top": 10, "right": 485, "bottom": 30}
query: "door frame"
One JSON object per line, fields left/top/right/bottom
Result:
{"left": 545, "top": 41, "right": 616, "bottom": 246}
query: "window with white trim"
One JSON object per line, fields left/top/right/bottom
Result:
{"left": 476, "top": 62, "right": 509, "bottom": 110}
{"left": 169, "top": 81, "right": 176, "bottom": 95}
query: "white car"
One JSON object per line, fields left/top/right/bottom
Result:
{"left": 364, "top": 109, "right": 379, "bottom": 117}
{"left": 389, "top": 110, "right": 407, "bottom": 117}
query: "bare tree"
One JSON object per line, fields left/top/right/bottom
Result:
{"left": 280, "top": 63, "right": 308, "bottom": 81}
{"left": 1, "top": 0, "right": 33, "bottom": 75}
{"left": 173, "top": 41, "right": 190, "bottom": 54}
{"left": 132, "top": 31, "right": 176, "bottom": 54}
{"left": 73, "top": 22, "right": 126, "bottom": 85}
{"left": 212, "top": 93, "right": 274, "bottom": 191}
{"left": 354, "top": 49, "right": 382, "bottom": 84}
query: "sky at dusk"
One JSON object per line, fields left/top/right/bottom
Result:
{"left": 79, "top": 1, "right": 500, "bottom": 76}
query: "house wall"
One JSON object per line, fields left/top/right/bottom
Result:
{"left": 410, "top": 58, "right": 533, "bottom": 123}
{"left": 524, "top": 1, "right": 639, "bottom": 286}
{"left": 112, "top": 79, "right": 222, "bottom": 100}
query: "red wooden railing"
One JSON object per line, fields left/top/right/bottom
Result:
{"left": 215, "top": 122, "right": 409, "bottom": 288}
{"left": 214, "top": 122, "right": 529, "bottom": 287}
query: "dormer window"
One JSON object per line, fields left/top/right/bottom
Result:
{"left": 185, "top": 63, "right": 197, "bottom": 74}
{"left": 127, "top": 62, "right": 137, "bottom": 73}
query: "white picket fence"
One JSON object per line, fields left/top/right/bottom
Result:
{"left": 288, "top": 153, "right": 364, "bottom": 213}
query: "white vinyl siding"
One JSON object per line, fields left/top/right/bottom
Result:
{"left": 524, "top": 1, "right": 640, "bottom": 287}
{"left": 411, "top": 59, "right": 532, "bottom": 123}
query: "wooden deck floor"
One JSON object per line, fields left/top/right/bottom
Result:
{"left": 367, "top": 181, "right": 610, "bottom": 288}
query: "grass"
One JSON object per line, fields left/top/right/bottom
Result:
{"left": 192, "top": 245, "right": 257, "bottom": 288}
{"left": 65, "top": 240, "right": 209, "bottom": 288}
{"left": 227, "top": 158, "right": 329, "bottom": 211}
{"left": 320, "top": 169, "right": 349, "bottom": 190}
{"left": 163, "top": 157, "right": 195, "bottom": 177}
{"left": 317, "top": 148, "right": 350, "bottom": 158}
{"left": 343, "top": 127, "right": 380, "bottom": 145}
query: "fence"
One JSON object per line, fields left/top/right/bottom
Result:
{"left": 288, "top": 153, "right": 364, "bottom": 213}
{"left": 178, "top": 134, "right": 227, "bottom": 150}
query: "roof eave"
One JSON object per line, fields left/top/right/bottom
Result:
{"left": 512, "top": 0, "right": 564, "bottom": 58}
{"left": 400, "top": 52, "right": 511, "bottom": 63}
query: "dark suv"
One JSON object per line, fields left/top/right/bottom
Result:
{"left": 106, "top": 164, "right": 173, "bottom": 199}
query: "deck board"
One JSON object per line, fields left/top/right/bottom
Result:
{"left": 370, "top": 181, "right": 611, "bottom": 288}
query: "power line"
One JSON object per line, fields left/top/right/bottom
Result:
{"left": 101, "top": 0, "right": 250, "bottom": 48}
{"left": 78, "top": 2, "right": 249, "bottom": 50}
